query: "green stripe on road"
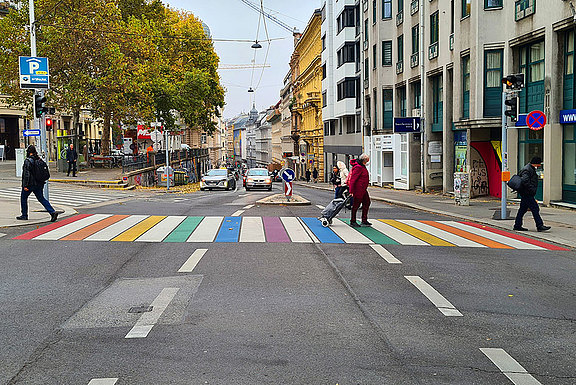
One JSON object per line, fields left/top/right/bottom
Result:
{"left": 163, "top": 216, "right": 203, "bottom": 242}
{"left": 340, "top": 219, "right": 399, "bottom": 245}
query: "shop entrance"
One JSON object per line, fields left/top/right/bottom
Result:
{"left": 0, "top": 116, "right": 20, "bottom": 160}
{"left": 518, "top": 128, "right": 543, "bottom": 201}
{"left": 563, "top": 125, "right": 576, "bottom": 203}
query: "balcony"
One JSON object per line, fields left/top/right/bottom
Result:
{"left": 428, "top": 42, "right": 438, "bottom": 60}
{"left": 449, "top": 34, "right": 454, "bottom": 51}
{"left": 410, "top": 53, "right": 419, "bottom": 68}
{"left": 410, "top": 0, "right": 419, "bottom": 15}
{"left": 363, "top": 40, "right": 369, "bottom": 51}
{"left": 363, "top": 78, "right": 369, "bottom": 89}
{"left": 396, "top": 61, "right": 404, "bottom": 74}
{"left": 396, "top": 11, "right": 403, "bottom": 26}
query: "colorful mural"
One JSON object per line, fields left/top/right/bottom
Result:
{"left": 470, "top": 141, "right": 502, "bottom": 198}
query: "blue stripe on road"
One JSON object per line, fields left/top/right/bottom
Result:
{"left": 300, "top": 217, "right": 344, "bottom": 243}
{"left": 215, "top": 217, "right": 241, "bottom": 243}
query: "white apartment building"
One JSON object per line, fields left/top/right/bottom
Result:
{"left": 361, "top": 0, "right": 576, "bottom": 205}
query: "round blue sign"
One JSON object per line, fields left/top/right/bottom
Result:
{"left": 281, "top": 168, "right": 295, "bottom": 182}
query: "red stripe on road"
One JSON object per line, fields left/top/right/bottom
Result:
{"left": 459, "top": 222, "right": 569, "bottom": 251}
{"left": 12, "top": 214, "right": 92, "bottom": 240}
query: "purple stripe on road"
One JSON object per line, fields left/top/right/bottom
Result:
{"left": 263, "top": 217, "right": 290, "bottom": 243}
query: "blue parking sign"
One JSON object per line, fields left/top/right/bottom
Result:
{"left": 19, "top": 56, "right": 49, "bottom": 89}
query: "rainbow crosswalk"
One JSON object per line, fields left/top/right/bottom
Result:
{"left": 12, "top": 214, "right": 568, "bottom": 250}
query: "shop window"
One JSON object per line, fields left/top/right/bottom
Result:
{"left": 518, "top": 128, "right": 544, "bottom": 200}
{"left": 383, "top": 89, "right": 393, "bottom": 128}
{"left": 484, "top": 49, "right": 503, "bottom": 117}
{"left": 462, "top": 55, "right": 470, "bottom": 119}
{"left": 563, "top": 126, "right": 576, "bottom": 203}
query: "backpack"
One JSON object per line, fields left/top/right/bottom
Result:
{"left": 33, "top": 158, "right": 50, "bottom": 183}
{"left": 507, "top": 174, "right": 522, "bottom": 192}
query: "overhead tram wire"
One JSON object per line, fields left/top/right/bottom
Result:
{"left": 253, "top": 0, "right": 271, "bottom": 91}
{"left": 248, "top": 6, "right": 263, "bottom": 106}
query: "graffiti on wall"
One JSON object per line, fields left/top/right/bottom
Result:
{"left": 469, "top": 146, "right": 489, "bottom": 197}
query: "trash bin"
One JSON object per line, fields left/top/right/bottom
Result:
{"left": 157, "top": 166, "right": 174, "bottom": 187}
{"left": 174, "top": 170, "right": 188, "bottom": 186}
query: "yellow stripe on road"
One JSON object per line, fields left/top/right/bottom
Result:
{"left": 111, "top": 216, "right": 166, "bottom": 242}
{"left": 379, "top": 219, "right": 455, "bottom": 247}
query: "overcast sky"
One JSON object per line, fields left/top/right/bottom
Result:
{"left": 164, "top": 0, "right": 323, "bottom": 119}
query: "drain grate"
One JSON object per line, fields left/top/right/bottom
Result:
{"left": 128, "top": 306, "right": 153, "bottom": 313}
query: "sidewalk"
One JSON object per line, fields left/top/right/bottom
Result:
{"left": 294, "top": 181, "right": 576, "bottom": 249}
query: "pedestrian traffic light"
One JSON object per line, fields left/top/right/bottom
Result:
{"left": 45, "top": 117, "right": 53, "bottom": 131}
{"left": 502, "top": 74, "right": 525, "bottom": 90}
{"left": 505, "top": 96, "right": 519, "bottom": 122}
{"left": 34, "top": 94, "right": 47, "bottom": 118}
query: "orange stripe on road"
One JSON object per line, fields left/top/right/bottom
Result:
{"left": 61, "top": 215, "right": 130, "bottom": 241}
{"left": 380, "top": 220, "right": 455, "bottom": 247}
{"left": 420, "top": 221, "right": 513, "bottom": 249}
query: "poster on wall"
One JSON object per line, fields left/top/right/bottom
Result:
{"left": 455, "top": 146, "right": 467, "bottom": 172}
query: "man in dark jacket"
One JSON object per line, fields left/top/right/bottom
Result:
{"left": 348, "top": 153, "right": 371, "bottom": 227}
{"left": 66, "top": 143, "right": 78, "bottom": 177}
{"left": 513, "top": 156, "right": 550, "bottom": 232}
{"left": 17, "top": 145, "right": 58, "bottom": 222}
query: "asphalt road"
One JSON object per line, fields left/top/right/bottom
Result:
{"left": 0, "top": 182, "right": 574, "bottom": 384}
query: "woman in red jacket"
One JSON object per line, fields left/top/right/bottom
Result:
{"left": 348, "top": 153, "right": 371, "bottom": 227}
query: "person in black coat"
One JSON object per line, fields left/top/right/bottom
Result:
{"left": 17, "top": 145, "right": 58, "bottom": 222}
{"left": 66, "top": 143, "right": 78, "bottom": 177}
{"left": 312, "top": 167, "right": 319, "bottom": 183}
{"left": 513, "top": 156, "right": 550, "bottom": 232}
{"left": 305, "top": 169, "right": 311, "bottom": 183}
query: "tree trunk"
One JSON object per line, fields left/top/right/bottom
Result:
{"left": 101, "top": 108, "right": 111, "bottom": 155}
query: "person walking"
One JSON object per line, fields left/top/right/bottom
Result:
{"left": 329, "top": 165, "right": 341, "bottom": 198}
{"left": 17, "top": 145, "right": 58, "bottom": 222}
{"left": 305, "top": 169, "right": 311, "bottom": 183}
{"left": 312, "top": 167, "right": 319, "bottom": 183}
{"left": 348, "top": 153, "right": 371, "bottom": 227}
{"left": 335, "top": 160, "right": 349, "bottom": 198}
{"left": 513, "top": 156, "right": 550, "bottom": 232}
{"left": 66, "top": 143, "right": 78, "bottom": 177}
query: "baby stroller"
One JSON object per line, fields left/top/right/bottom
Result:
{"left": 319, "top": 187, "right": 352, "bottom": 227}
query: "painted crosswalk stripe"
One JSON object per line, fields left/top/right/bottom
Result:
{"left": 61, "top": 215, "right": 130, "bottom": 241}
{"left": 480, "top": 348, "right": 543, "bottom": 385}
{"left": 164, "top": 216, "right": 203, "bottom": 243}
{"left": 372, "top": 220, "right": 429, "bottom": 245}
{"left": 112, "top": 216, "right": 166, "bottom": 242}
{"left": 330, "top": 219, "right": 373, "bottom": 243}
{"left": 420, "top": 221, "right": 513, "bottom": 249}
{"left": 370, "top": 244, "right": 401, "bottom": 264}
{"left": 281, "top": 217, "right": 313, "bottom": 243}
{"left": 263, "top": 216, "right": 291, "bottom": 242}
{"left": 0, "top": 233, "right": 6, "bottom": 238}
{"left": 13, "top": 214, "right": 91, "bottom": 240}
{"left": 297, "top": 217, "right": 320, "bottom": 243}
{"left": 88, "top": 379, "right": 118, "bottom": 385}
{"left": 135, "top": 216, "right": 186, "bottom": 242}
{"left": 340, "top": 219, "right": 398, "bottom": 245}
{"left": 240, "top": 217, "right": 266, "bottom": 242}
{"left": 216, "top": 217, "right": 242, "bottom": 242}
{"left": 405, "top": 276, "right": 463, "bottom": 316}
{"left": 300, "top": 217, "right": 344, "bottom": 243}
{"left": 382, "top": 220, "right": 455, "bottom": 247}
{"left": 178, "top": 249, "right": 208, "bottom": 272}
{"left": 34, "top": 214, "right": 112, "bottom": 240}
{"left": 125, "top": 287, "right": 179, "bottom": 339}
{"left": 187, "top": 216, "right": 223, "bottom": 242}
{"left": 445, "top": 221, "right": 544, "bottom": 250}
{"left": 400, "top": 220, "right": 486, "bottom": 248}
{"left": 85, "top": 215, "right": 149, "bottom": 241}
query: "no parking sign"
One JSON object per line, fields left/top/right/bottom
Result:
{"left": 526, "top": 110, "right": 546, "bottom": 131}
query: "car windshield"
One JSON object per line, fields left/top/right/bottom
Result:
{"left": 248, "top": 170, "right": 268, "bottom": 176}
{"left": 207, "top": 169, "right": 227, "bottom": 176}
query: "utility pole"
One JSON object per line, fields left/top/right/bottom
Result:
{"left": 419, "top": 0, "right": 426, "bottom": 192}
{"left": 165, "top": 128, "right": 170, "bottom": 191}
{"left": 501, "top": 90, "right": 508, "bottom": 220}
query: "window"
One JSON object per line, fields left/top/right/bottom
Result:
{"left": 515, "top": 0, "right": 535, "bottom": 21}
{"left": 337, "top": 43, "right": 356, "bottom": 67}
{"left": 364, "top": 58, "right": 369, "bottom": 82}
{"left": 337, "top": 78, "right": 357, "bottom": 100}
{"left": 462, "top": 56, "right": 470, "bottom": 119}
{"left": 432, "top": 75, "right": 443, "bottom": 132}
{"left": 322, "top": 91, "right": 327, "bottom": 108}
{"left": 324, "top": 122, "right": 330, "bottom": 136}
{"left": 564, "top": 31, "right": 575, "bottom": 110}
{"left": 485, "top": 0, "right": 502, "bottom": 9}
{"left": 430, "top": 12, "right": 439, "bottom": 44}
{"left": 397, "top": 34, "right": 404, "bottom": 63}
{"left": 322, "top": 35, "right": 326, "bottom": 51}
{"left": 383, "top": 89, "right": 393, "bottom": 129}
{"left": 519, "top": 41, "right": 545, "bottom": 113}
{"left": 412, "top": 24, "right": 419, "bottom": 54}
{"left": 382, "top": 41, "right": 392, "bottom": 66}
{"left": 345, "top": 116, "right": 356, "bottom": 134}
{"left": 322, "top": 64, "right": 326, "bottom": 80}
{"left": 462, "top": 0, "right": 470, "bottom": 18}
{"left": 337, "top": 6, "right": 356, "bottom": 33}
{"left": 382, "top": 0, "right": 392, "bottom": 19}
{"left": 398, "top": 0, "right": 403, "bottom": 13}
{"left": 484, "top": 49, "right": 503, "bottom": 117}
{"left": 373, "top": 0, "right": 377, "bottom": 23}
{"left": 364, "top": 19, "right": 369, "bottom": 44}
{"left": 398, "top": 86, "right": 407, "bottom": 117}
{"left": 373, "top": 89, "right": 378, "bottom": 130}
{"left": 413, "top": 82, "right": 421, "bottom": 110}
{"left": 373, "top": 44, "right": 377, "bottom": 68}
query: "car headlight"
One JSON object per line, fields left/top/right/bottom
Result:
{"left": 265, "top": 178, "right": 271, "bottom": 184}
{"left": 247, "top": 178, "right": 254, "bottom": 183}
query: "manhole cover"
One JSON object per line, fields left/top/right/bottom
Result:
{"left": 128, "top": 306, "right": 153, "bottom": 313}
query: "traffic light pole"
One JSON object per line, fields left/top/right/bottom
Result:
{"left": 501, "top": 91, "right": 508, "bottom": 220}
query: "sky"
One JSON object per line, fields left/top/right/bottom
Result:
{"left": 164, "top": 0, "right": 323, "bottom": 119}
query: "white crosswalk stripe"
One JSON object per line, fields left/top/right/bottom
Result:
{"left": 0, "top": 186, "right": 133, "bottom": 207}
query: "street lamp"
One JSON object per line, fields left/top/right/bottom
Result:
{"left": 251, "top": 40, "right": 262, "bottom": 49}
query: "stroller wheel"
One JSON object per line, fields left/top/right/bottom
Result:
{"left": 321, "top": 218, "right": 329, "bottom": 227}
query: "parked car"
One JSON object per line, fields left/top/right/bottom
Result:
{"left": 200, "top": 168, "right": 237, "bottom": 191}
{"left": 245, "top": 168, "right": 273, "bottom": 191}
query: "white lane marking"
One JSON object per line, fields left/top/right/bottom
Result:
{"left": 240, "top": 217, "right": 266, "bottom": 242}
{"left": 231, "top": 210, "right": 245, "bottom": 217}
{"left": 242, "top": 204, "right": 254, "bottom": 209}
{"left": 88, "top": 379, "right": 118, "bottom": 385}
{"left": 405, "top": 276, "right": 463, "bottom": 316}
{"left": 316, "top": 204, "right": 325, "bottom": 209}
{"left": 400, "top": 220, "right": 486, "bottom": 248}
{"left": 178, "top": 249, "right": 208, "bottom": 272}
{"left": 480, "top": 348, "right": 543, "bottom": 385}
{"left": 370, "top": 244, "right": 402, "bottom": 264}
{"left": 135, "top": 216, "right": 186, "bottom": 242}
{"left": 444, "top": 221, "right": 544, "bottom": 250}
{"left": 85, "top": 215, "right": 148, "bottom": 241}
{"left": 0, "top": 233, "right": 6, "bottom": 238}
{"left": 34, "top": 214, "right": 112, "bottom": 240}
{"left": 371, "top": 220, "right": 429, "bottom": 246}
{"left": 187, "top": 216, "right": 223, "bottom": 242}
{"left": 298, "top": 217, "right": 320, "bottom": 243}
{"left": 331, "top": 219, "right": 372, "bottom": 243}
{"left": 281, "top": 217, "right": 313, "bottom": 243}
{"left": 125, "top": 288, "right": 180, "bottom": 339}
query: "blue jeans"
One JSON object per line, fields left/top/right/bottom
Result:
{"left": 21, "top": 186, "right": 55, "bottom": 217}
{"left": 514, "top": 194, "right": 543, "bottom": 228}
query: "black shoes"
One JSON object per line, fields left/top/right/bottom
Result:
{"left": 16, "top": 215, "right": 28, "bottom": 220}
{"left": 50, "top": 212, "right": 59, "bottom": 222}
{"left": 361, "top": 221, "right": 372, "bottom": 226}
{"left": 513, "top": 226, "right": 528, "bottom": 231}
{"left": 349, "top": 221, "right": 361, "bottom": 228}
{"left": 537, "top": 225, "right": 551, "bottom": 232}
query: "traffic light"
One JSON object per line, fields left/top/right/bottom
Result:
{"left": 505, "top": 96, "right": 518, "bottom": 122}
{"left": 34, "top": 94, "right": 47, "bottom": 118}
{"left": 45, "top": 117, "right": 53, "bottom": 131}
{"left": 502, "top": 74, "right": 525, "bottom": 90}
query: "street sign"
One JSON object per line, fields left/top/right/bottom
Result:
{"left": 284, "top": 181, "right": 293, "bottom": 197}
{"left": 394, "top": 117, "right": 421, "bottom": 133}
{"left": 23, "top": 129, "right": 41, "bottom": 137}
{"left": 281, "top": 168, "right": 295, "bottom": 182}
{"left": 560, "top": 109, "right": 576, "bottom": 124}
{"left": 526, "top": 110, "right": 546, "bottom": 131}
{"left": 19, "top": 56, "right": 49, "bottom": 89}
{"left": 515, "top": 114, "right": 528, "bottom": 127}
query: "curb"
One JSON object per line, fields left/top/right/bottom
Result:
{"left": 0, "top": 207, "right": 77, "bottom": 229}
{"left": 50, "top": 179, "right": 123, "bottom": 184}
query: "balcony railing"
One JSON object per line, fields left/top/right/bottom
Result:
{"left": 410, "top": 0, "right": 419, "bottom": 15}
{"left": 428, "top": 42, "right": 438, "bottom": 60}
{"left": 396, "top": 61, "right": 404, "bottom": 74}
{"left": 363, "top": 78, "right": 369, "bottom": 89}
{"left": 449, "top": 34, "right": 454, "bottom": 51}
{"left": 396, "top": 11, "right": 403, "bottom": 26}
{"left": 410, "top": 53, "right": 419, "bottom": 68}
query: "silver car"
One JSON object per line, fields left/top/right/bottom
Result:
{"left": 245, "top": 168, "right": 272, "bottom": 191}
{"left": 200, "top": 169, "right": 236, "bottom": 191}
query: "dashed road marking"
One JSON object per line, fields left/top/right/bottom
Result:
{"left": 178, "top": 249, "right": 208, "bottom": 273}
{"left": 231, "top": 210, "right": 245, "bottom": 216}
{"left": 480, "top": 348, "right": 543, "bottom": 385}
{"left": 370, "top": 244, "right": 402, "bottom": 264}
{"left": 0, "top": 233, "right": 6, "bottom": 238}
{"left": 405, "top": 276, "right": 463, "bottom": 316}
{"left": 125, "top": 288, "right": 180, "bottom": 339}
{"left": 316, "top": 204, "right": 325, "bottom": 209}
{"left": 243, "top": 204, "right": 254, "bottom": 209}
{"left": 88, "top": 379, "right": 118, "bottom": 385}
